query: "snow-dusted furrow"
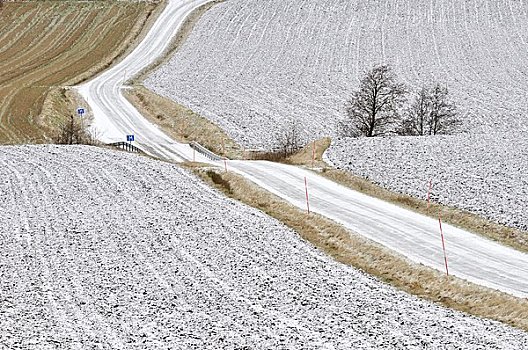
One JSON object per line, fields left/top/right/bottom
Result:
{"left": 146, "top": 0, "right": 528, "bottom": 148}
{"left": 2, "top": 145, "right": 528, "bottom": 348}
{"left": 228, "top": 159, "right": 528, "bottom": 298}
{"left": 144, "top": 0, "right": 528, "bottom": 231}
{"left": 326, "top": 134, "right": 528, "bottom": 231}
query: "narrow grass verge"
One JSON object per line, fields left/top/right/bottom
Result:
{"left": 319, "top": 168, "right": 528, "bottom": 253}
{"left": 247, "top": 137, "right": 331, "bottom": 166}
{"left": 124, "top": 0, "right": 240, "bottom": 158}
{"left": 277, "top": 138, "right": 528, "bottom": 254}
{"left": 124, "top": 86, "right": 241, "bottom": 159}
{"left": 119, "top": 0, "right": 527, "bottom": 310}
{"left": 190, "top": 165, "right": 528, "bottom": 332}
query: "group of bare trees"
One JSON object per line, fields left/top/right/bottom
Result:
{"left": 339, "top": 64, "right": 460, "bottom": 137}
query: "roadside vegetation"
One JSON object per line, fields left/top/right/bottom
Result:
{"left": 249, "top": 120, "right": 306, "bottom": 162}
{"left": 125, "top": 86, "right": 242, "bottom": 159}
{"left": 124, "top": 0, "right": 240, "bottom": 158}
{"left": 192, "top": 165, "right": 528, "bottom": 332}
{"left": 54, "top": 115, "right": 98, "bottom": 146}
{"left": 135, "top": 49, "right": 528, "bottom": 254}
{"left": 261, "top": 138, "right": 528, "bottom": 254}
{"left": 0, "top": 0, "right": 160, "bottom": 144}
{"left": 104, "top": 0, "right": 528, "bottom": 328}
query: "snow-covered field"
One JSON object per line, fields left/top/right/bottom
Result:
{"left": 145, "top": 0, "right": 528, "bottom": 231}
{"left": 146, "top": 0, "right": 528, "bottom": 148}
{"left": 2, "top": 145, "right": 527, "bottom": 349}
{"left": 326, "top": 134, "right": 528, "bottom": 231}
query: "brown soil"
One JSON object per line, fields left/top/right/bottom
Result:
{"left": 0, "top": 0, "right": 161, "bottom": 144}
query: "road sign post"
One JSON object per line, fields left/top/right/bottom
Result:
{"left": 126, "top": 135, "right": 134, "bottom": 151}
{"left": 76, "top": 108, "right": 85, "bottom": 140}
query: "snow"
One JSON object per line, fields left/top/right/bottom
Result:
{"left": 77, "top": 0, "right": 213, "bottom": 162}
{"left": 145, "top": 0, "right": 528, "bottom": 149}
{"left": 228, "top": 159, "right": 528, "bottom": 297}
{"left": 325, "top": 134, "right": 528, "bottom": 232}
{"left": 1, "top": 145, "right": 527, "bottom": 348}
{"left": 144, "top": 0, "right": 528, "bottom": 231}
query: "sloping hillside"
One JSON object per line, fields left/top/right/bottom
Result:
{"left": 0, "top": 1, "right": 158, "bottom": 144}
{"left": 326, "top": 133, "right": 528, "bottom": 231}
{"left": 144, "top": 0, "right": 528, "bottom": 231}
{"left": 1, "top": 145, "right": 527, "bottom": 349}
{"left": 146, "top": 0, "right": 528, "bottom": 148}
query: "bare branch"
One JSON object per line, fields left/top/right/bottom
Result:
{"left": 399, "top": 83, "right": 460, "bottom": 136}
{"left": 339, "top": 64, "right": 407, "bottom": 137}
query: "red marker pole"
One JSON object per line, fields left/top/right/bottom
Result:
{"left": 304, "top": 176, "right": 310, "bottom": 214}
{"left": 438, "top": 213, "right": 449, "bottom": 276}
{"left": 427, "top": 178, "right": 432, "bottom": 210}
{"left": 224, "top": 158, "right": 228, "bottom": 172}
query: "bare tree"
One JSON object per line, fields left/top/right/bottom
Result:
{"left": 55, "top": 115, "right": 92, "bottom": 145}
{"left": 428, "top": 83, "right": 460, "bottom": 135}
{"left": 339, "top": 64, "right": 407, "bottom": 137}
{"left": 276, "top": 119, "right": 304, "bottom": 156}
{"left": 399, "top": 86, "right": 430, "bottom": 136}
{"left": 400, "top": 83, "right": 460, "bottom": 136}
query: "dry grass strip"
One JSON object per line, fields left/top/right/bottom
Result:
{"left": 190, "top": 165, "right": 528, "bottom": 332}
{"left": 280, "top": 139, "right": 528, "bottom": 254}
{"left": 124, "top": 0, "right": 243, "bottom": 159}
{"left": 129, "top": 0, "right": 528, "bottom": 264}
{"left": 124, "top": 86, "right": 242, "bottom": 159}
{"left": 318, "top": 168, "right": 528, "bottom": 253}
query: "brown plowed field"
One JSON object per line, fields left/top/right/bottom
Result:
{"left": 0, "top": 0, "right": 159, "bottom": 144}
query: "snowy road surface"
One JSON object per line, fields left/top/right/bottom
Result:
{"left": 326, "top": 134, "right": 528, "bottom": 232}
{"left": 76, "top": 0, "right": 528, "bottom": 298}
{"left": 1, "top": 145, "right": 527, "bottom": 349}
{"left": 228, "top": 160, "right": 528, "bottom": 298}
{"left": 77, "top": 0, "right": 213, "bottom": 162}
{"left": 144, "top": 0, "right": 528, "bottom": 251}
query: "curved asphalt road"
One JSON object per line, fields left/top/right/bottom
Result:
{"left": 76, "top": 0, "right": 528, "bottom": 298}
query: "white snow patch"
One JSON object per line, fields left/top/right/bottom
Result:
{"left": 145, "top": 0, "right": 528, "bottom": 149}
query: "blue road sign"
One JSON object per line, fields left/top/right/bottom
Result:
{"left": 127, "top": 135, "right": 135, "bottom": 142}
{"left": 77, "top": 108, "right": 85, "bottom": 116}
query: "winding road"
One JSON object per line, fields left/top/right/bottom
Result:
{"left": 77, "top": 0, "right": 212, "bottom": 162}
{"left": 76, "top": 0, "right": 528, "bottom": 298}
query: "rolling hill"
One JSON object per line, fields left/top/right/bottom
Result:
{"left": 1, "top": 145, "right": 527, "bottom": 349}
